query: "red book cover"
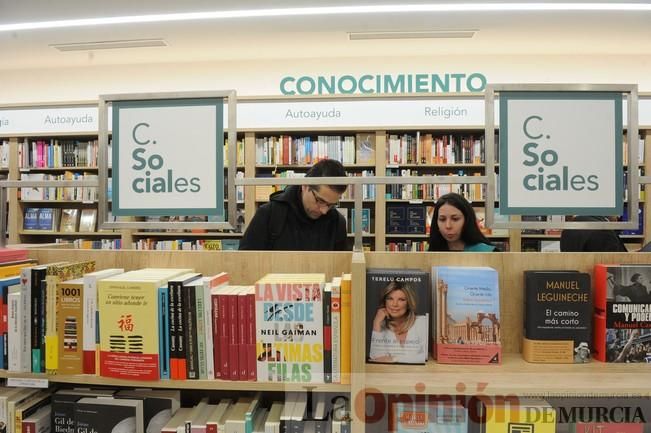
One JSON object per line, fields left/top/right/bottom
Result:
{"left": 237, "top": 288, "right": 248, "bottom": 380}
{"left": 228, "top": 287, "right": 240, "bottom": 380}
{"left": 592, "top": 264, "right": 651, "bottom": 362}
{"left": 573, "top": 423, "right": 643, "bottom": 433}
{"left": 211, "top": 292, "right": 221, "bottom": 379}
{"left": 246, "top": 287, "right": 257, "bottom": 381}
{"left": 218, "top": 287, "right": 231, "bottom": 379}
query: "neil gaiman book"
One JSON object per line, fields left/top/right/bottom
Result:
{"left": 523, "top": 271, "right": 592, "bottom": 363}
{"left": 365, "top": 268, "right": 430, "bottom": 364}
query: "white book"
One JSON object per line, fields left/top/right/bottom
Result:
{"left": 82, "top": 268, "right": 124, "bottom": 375}
{"left": 264, "top": 402, "right": 283, "bottom": 433}
{"left": 290, "top": 393, "right": 307, "bottom": 431}
{"left": 224, "top": 397, "right": 252, "bottom": 433}
{"left": 21, "top": 404, "right": 51, "bottom": 433}
{"left": 330, "top": 276, "right": 342, "bottom": 383}
{"left": 205, "top": 399, "right": 232, "bottom": 433}
{"left": 6, "top": 388, "right": 40, "bottom": 433}
{"left": 0, "top": 388, "right": 36, "bottom": 433}
{"left": 8, "top": 287, "right": 29, "bottom": 372}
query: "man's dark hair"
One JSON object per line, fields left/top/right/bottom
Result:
{"left": 305, "top": 159, "right": 347, "bottom": 194}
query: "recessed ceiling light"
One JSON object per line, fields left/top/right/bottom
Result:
{"left": 50, "top": 39, "right": 167, "bottom": 51}
{"left": 1, "top": 3, "right": 650, "bottom": 32}
{"left": 349, "top": 30, "right": 477, "bottom": 40}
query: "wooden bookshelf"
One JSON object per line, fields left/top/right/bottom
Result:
{"left": 12, "top": 249, "right": 651, "bottom": 433}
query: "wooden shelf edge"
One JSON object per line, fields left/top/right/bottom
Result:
{"left": 0, "top": 370, "right": 350, "bottom": 392}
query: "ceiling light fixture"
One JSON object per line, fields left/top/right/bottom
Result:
{"left": 50, "top": 39, "right": 167, "bottom": 51}
{"left": 1, "top": 3, "right": 650, "bottom": 32}
{"left": 349, "top": 30, "right": 477, "bottom": 40}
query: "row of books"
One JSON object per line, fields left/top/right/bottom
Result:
{"left": 384, "top": 169, "right": 486, "bottom": 201}
{"left": 365, "top": 264, "right": 651, "bottom": 367}
{"left": 19, "top": 172, "right": 108, "bottom": 202}
{"left": 131, "top": 238, "right": 240, "bottom": 251}
{"left": 0, "top": 263, "right": 354, "bottom": 385}
{"left": 255, "top": 134, "right": 369, "bottom": 166}
{"left": 387, "top": 132, "right": 485, "bottom": 166}
{"left": 23, "top": 208, "right": 97, "bottom": 232}
{"left": 17, "top": 139, "right": 106, "bottom": 169}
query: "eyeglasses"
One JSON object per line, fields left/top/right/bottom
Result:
{"left": 310, "top": 188, "right": 339, "bottom": 209}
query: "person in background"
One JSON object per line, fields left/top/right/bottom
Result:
{"left": 239, "top": 158, "right": 349, "bottom": 251}
{"left": 428, "top": 192, "right": 497, "bottom": 252}
{"left": 559, "top": 216, "right": 627, "bottom": 252}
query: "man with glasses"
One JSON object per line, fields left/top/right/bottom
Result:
{"left": 239, "top": 159, "right": 349, "bottom": 250}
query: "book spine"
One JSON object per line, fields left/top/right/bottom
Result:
{"left": 184, "top": 283, "right": 199, "bottom": 379}
{"left": 237, "top": 291, "right": 248, "bottom": 380}
{"left": 30, "top": 268, "right": 45, "bottom": 373}
{"left": 323, "top": 288, "right": 332, "bottom": 383}
{"left": 247, "top": 290, "right": 256, "bottom": 381}
{"left": 159, "top": 286, "right": 170, "bottom": 379}
{"left": 228, "top": 290, "right": 240, "bottom": 380}
{"left": 218, "top": 290, "right": 230, "bottom": 380}
{"left": 168, "top": 282, "right": 178, "bottom": 379}
{"left": 203, "top": 280, "right": 215, "bottom": 380}
{"left": 194, "top": 283, "right": 207, "bottom": 379}
{"left": 331, "top": 284, "right": 341, "bottom": 384}
{"left": 340, "top": 276, "right": 351, "bottom": 385}
{"left": 211, "top": 293, "right": 221, "bottom": 379}
{"left": 177, "top": 282, "right": 188, "bottom": 380}
{"left": 82, "top": 277, "right": 96, "bottom": 374}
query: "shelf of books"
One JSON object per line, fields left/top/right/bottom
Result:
{"left": 0, "top": 249, "right": 648, "bottom": 433}
{"left": 3, "top": 97, "right": 651, "bottom": 252}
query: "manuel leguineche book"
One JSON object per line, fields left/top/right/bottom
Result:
{"left": 365, "top": 268, "right": 429, "bottom": 364}
{"left": 523, "top": 271, "right": 592, "bottom": 363}
{"left": 433, "top": 266, "right": 501, "bottom": 365}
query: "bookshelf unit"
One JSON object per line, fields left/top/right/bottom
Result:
{"left": 2, "top": 95, "right": 651, "bottom": 251}
{"left": 5, "top": 248, "right": 651, "bottom": 433}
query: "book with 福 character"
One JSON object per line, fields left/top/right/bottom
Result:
{"left": 98, "top": 268, "right": 191, "bottom": 380}
{"left": 255, "top": 273, "right": 325, "bottom": 383}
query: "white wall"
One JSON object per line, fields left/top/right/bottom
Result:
{"left": 2, "top": 54, "right": 651, "bottom": 104}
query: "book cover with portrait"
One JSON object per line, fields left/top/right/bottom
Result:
{"left": 433, "top": 266, "right": 501, "bottom": 365}
{"left": 593, "top": 264, "right": 651, "bottom": 363}
{"left": 365, "top": 268, "right": 430, "bottom": 364}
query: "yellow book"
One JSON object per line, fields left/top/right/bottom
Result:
{"left": 97, "top": 268, "right": 191, "bottom": 380}
{"left": 44, "top": 261, "right": 96, "bottom": 374}
{"left": 56, "top": 277, "right": 84, "bottom": 375}
{"left": 0, "top": 261, "right": 36, "bottom": 278}
{"left": 483, "top": 398, "right": 556, "bottom": 433}
{"left": 340, "top": 273, "right": 352, "bottom": 385}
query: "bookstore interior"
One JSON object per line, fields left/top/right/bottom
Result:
{"left": 1, "top": 2, "right": 651, "bottom": 433}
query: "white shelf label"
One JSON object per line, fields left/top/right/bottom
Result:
{"left": 7, "top": 377, "right": 49, "bottom": 388}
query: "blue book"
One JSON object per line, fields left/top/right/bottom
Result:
{"left": 158, "top": 285, "right": 170, "bottom": 379}
{"left": 23, "top": 208, "right": 39, "bottom": 230}
{"left": 37, "top": 208, "right": 55, "bottom": 231}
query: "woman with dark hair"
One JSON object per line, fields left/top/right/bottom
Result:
{"left": 428, "top": 192, "right": 497, "bottom": 252}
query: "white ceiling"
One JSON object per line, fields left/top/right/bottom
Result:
{"left": 1, "top": 0, "right": 650, "bottom": 71}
